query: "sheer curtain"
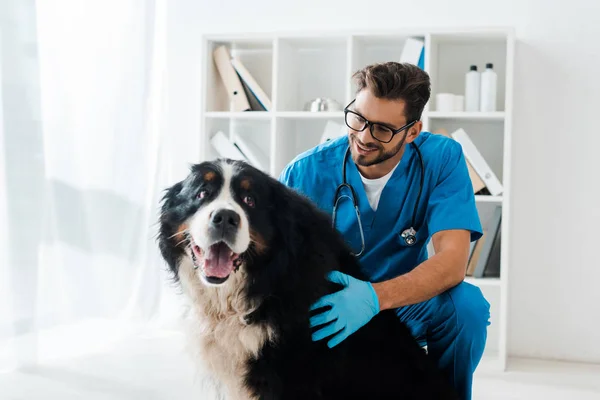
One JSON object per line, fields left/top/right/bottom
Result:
{"left": 0, "top": 0, "right": 185, "bottom": 372}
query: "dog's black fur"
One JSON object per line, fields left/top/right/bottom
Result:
{"left": 158, "top": 159, "right": 459, "bottom": 400}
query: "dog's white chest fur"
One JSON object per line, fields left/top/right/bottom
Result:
{"left": 179, "top": 259, "right": 276, "bottom": 400}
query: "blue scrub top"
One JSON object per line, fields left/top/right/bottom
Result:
{"left": 278, "top": 132, "right": 483, "bottom": 283}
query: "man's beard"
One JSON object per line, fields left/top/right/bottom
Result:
{"left": 349, "top": 133, "right": 407, "bottom": 167}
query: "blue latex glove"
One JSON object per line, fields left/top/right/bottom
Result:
{"left": 309, "top": 271, "right": 380, "bottom": 348}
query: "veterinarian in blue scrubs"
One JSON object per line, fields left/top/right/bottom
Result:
{"left": 279, "top": 62, "right": 490, "bottom": 400}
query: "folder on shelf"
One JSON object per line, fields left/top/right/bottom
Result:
{"left": 466, "top": 160, "right": 487, "bottom": 194}
{"left": 210, "top": 131, "right": 247, "bottom": 162}
{"left": 451, "top": 128, "right": 504, "bottom": 196}
{"left": 231, "top": 57, "right": 272, "bottom": 111}
{"left": 482, "top": 223, "right": 502, "bottom": 278}
{"left": 231, "top": 132, "right": 269, "bottom": 172}
{"left": 466, "top": 231, "right": 486, "bottom": 276}
{"left": 213, "top": 46, "right": 251, "bottom": 112}
{"left": 239, "top": 76, "right": 267, "bottom": 111}
{"left": 400, "top": 37, "right": 425, "bottom": 70}
{"left": 472, "top": 205, "right": 502, "bottom": 278}
{"left": 433, "top": 129, "right": 486, "bottom": 194}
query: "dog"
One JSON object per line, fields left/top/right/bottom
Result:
{"left": 157, "top": 158, "right": 459, "bottom": 400}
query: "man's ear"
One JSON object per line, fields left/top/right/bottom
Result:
{"left": 405, "top": 121, "right": 422, "bottom": 144}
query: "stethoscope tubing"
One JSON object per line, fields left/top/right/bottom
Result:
{"left": 332, "top": 143, "right": 424, "bottom": 256}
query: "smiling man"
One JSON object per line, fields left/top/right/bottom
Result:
{"left": 279, "top": 62, "right": 491, "bottom": 400}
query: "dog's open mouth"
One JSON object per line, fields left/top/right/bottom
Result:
{"left": 191, "top": 241, "right": 240, "bottom": 284}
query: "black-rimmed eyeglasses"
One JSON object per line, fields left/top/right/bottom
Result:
{"left": 343, "top": 99, "right": 417, "bottom": 143}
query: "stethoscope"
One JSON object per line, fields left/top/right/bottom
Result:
{"left": 332, "top": 143, "right": 425, "bottom": 257}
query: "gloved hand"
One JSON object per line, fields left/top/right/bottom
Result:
{"left": 309, "top": 271, "right": 380, "bottom": 348}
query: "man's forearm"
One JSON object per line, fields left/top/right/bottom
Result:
{"left": 371, "top": 249, "right": 465, "bottom": 311}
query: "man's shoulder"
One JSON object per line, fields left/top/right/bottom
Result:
{"left": 279, "top": 136, "right": 348, "bottom": 184}
{"left": 416, "top": 131, "right": 463, "bottom": 170}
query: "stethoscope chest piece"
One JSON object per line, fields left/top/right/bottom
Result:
{"left": 401, "top": 227, "right": 417, "bottom": 246}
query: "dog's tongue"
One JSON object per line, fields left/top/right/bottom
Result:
{"left": 204, "top": 242, "right": 235, "bottom": 278}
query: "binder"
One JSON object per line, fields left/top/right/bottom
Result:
{"left": 472, "top": 206, "right": 502, "bottom": 278}
{"left": 466, "top": 231, "right": 486, "bottom": 276}
{"left": 434, "top": 129, "right": 486, "bottom": 194}
{"left": 210, "top": 131, "right": 247, "bottom": 162}
{"left": 451, "top": 128, "right": 504, "bottom": 196}
{"left": 466, "top": 160, "right": 486, "bottom": 194}
{"left": 213, "top": 46, "right": 251, "bottom": 112}
{"left": 400, "top": 37, "right": 425, "bottom": 69}
{"left": 231, "top": 57, "right": 272, "bottom": 111}
{"left": 231, "top": 132, "right": 269, "bottom": 172}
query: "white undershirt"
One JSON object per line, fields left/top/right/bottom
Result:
{"left": 359, "top": 163, "right": 399, "bottom": 211}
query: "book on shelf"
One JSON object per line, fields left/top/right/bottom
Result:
{"left": 231, "top": 131, "right": 269, "bottom": 172}
{"left": 230, "top": 57, "right": 272, "bottom": 111}
{"left": 433, "top": 129, "right": 487, "bottom": 195}
{"left": 210, "top": 131, "right": 246, "bottom": 161}
{"left": 468, "top": 205, "right": 502, "bottom": 279}
{"left": 212, "top": 45, "right": 272, "bottom": 112}
{"left": 451, "top": 128, "right": 504, "bottom": 196}
{"left": 210, "top": 131, "right": 269, "bottom": 173}
{"left": 400, "top": 37, "right": 425, "bottom": 70}
{"left": 212, "top": 46, "right": 251, "bottom": 112}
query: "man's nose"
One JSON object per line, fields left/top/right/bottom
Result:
{"left": 355, "top": 125, "right": 374, "bottom": 143}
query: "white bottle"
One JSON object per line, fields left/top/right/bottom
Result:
{"left": 480, "top": 63, "right": 497, "bottom": 112}
{"left": 465, "top": 65, "right": 480, "bottom": 112}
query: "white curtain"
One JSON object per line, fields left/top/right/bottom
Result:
{"left": 0, "top": 0, "right": 185, "bottom": 372}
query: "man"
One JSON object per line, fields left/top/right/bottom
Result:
{"left": 278, "top": 62, "right": 491, "bottom": 400}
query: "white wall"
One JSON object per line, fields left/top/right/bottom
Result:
{"left": 167, "top": 0, "right": 600, "bottom": 364}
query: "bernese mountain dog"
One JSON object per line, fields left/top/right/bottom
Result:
{"left": 157, "top": 158, "right": 459, "bottom": 400}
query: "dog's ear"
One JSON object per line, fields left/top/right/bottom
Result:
{"left": 268, "top": 177, "right": 365, "bottom": 281}
{"left": 157, "top": 181, "right": 186, "bottom": 277}
{"left": 266, "top": 179, "right": 339, "bottom": 290}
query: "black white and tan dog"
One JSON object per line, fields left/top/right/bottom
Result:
{"left": 157, "top": 158, "right": 459, "bottom": 400}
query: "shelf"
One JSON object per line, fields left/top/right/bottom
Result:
{"left": 204, "top": 111, "right": 346, "bottom": 120}
{"left": 475, "top": 195, "right": 503, "bottom": 203}
{"left": 204, "top": 111, "right": 271, "bottom": 120}
{"left": 427, "top": 111, "right": 505, "bottom": 121}
{"left": 275, "top": 111, "right": 344, "bottom": 119}
{"left": 201, "top": 29, "right": 514, "bottom": 372}
{"left": 465, "top": 276, "right": 501, "bottom": 287}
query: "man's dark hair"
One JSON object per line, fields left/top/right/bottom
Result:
{"left": 352, "top": 62, "right": 431, "bottom": 122}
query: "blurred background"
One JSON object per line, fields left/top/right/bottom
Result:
{"left": 1, "top": 0, "right": 599, "bottom": 399}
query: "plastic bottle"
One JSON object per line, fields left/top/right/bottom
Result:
{"left": 480, "top": 63, "right": 497, "bottom": 112}
{"left": 465, "top": 65, "right": 480, "bottom": 112}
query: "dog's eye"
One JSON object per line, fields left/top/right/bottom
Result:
{"left": 243, "top": 195, "right": 255, "bottom": 208}
{"left": 197, "top": 190, "right": 209, "bottom": 200}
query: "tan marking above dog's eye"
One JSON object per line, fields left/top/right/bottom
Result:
{"left": 240, "top": 179, "right": 251, "bottom": 190}
{"left": 204, "top": 171, "right": 216, "bottom": 181}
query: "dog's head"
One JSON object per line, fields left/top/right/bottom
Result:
{"left": 158, "top": 158, "right": 283, "bottom": 287}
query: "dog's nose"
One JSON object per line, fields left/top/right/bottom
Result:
{"left": 210, "top": 209, "right": 240, "bottom": 229}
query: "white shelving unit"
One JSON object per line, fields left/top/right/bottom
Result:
{"left": 199, "top": 28, "right": 515, "bottom": 371}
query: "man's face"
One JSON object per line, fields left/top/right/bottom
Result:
{"left": 346, "top": 90, "right": 419, "bottom": 169}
